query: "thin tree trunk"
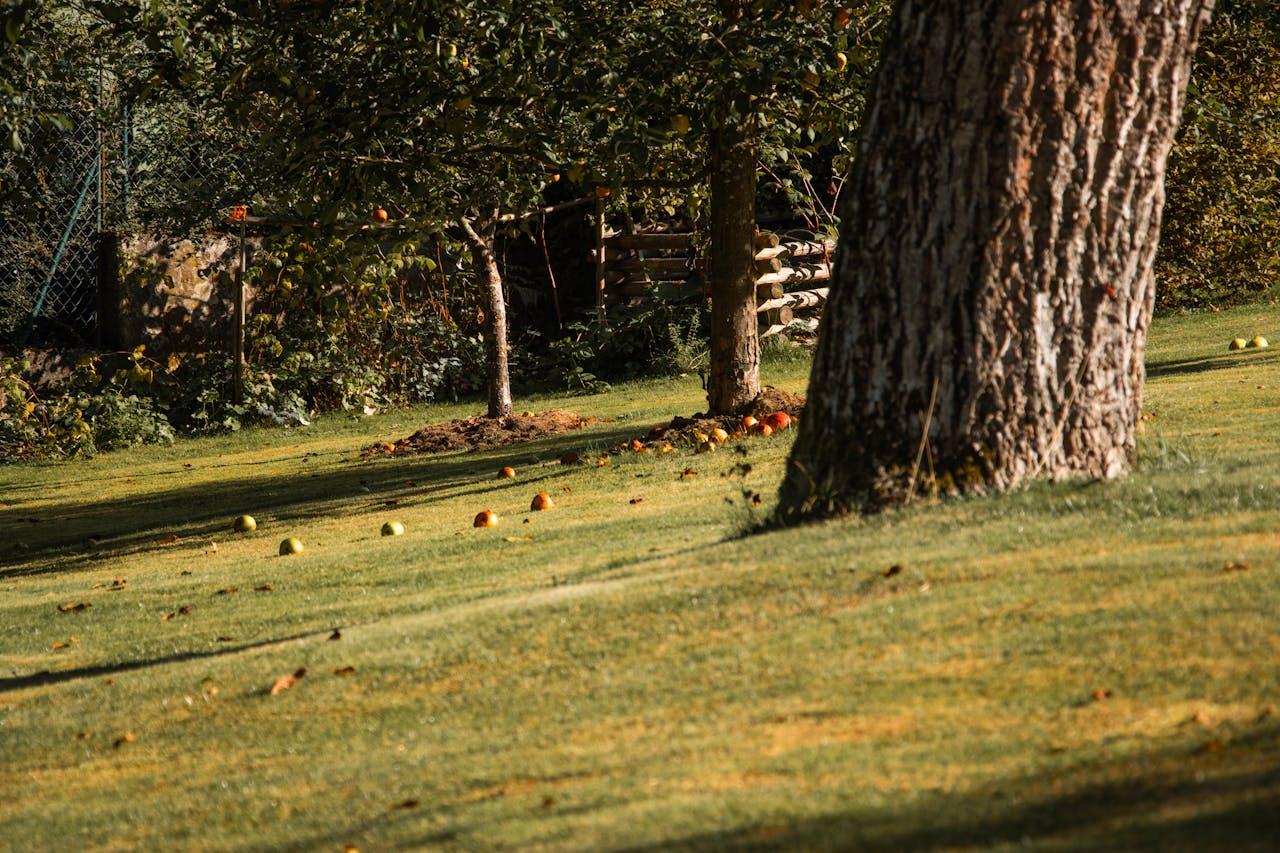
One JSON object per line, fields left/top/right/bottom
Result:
{"left": 706, "top": 113, "right": 761, "bottom": 415}
{"left": 778, "top": 0, "right": 1213, "bottom": 520}
{"left": 461, "top": 216, "right": 513, "bottom": 420}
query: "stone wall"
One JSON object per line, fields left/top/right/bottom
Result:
{"left": 101, "top": 233, "right": 256, "bottom": 355}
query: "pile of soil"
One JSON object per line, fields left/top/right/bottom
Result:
{"left": 664, "top": 386, "right": 808, "bottom": 438}
{"left": 367, "top": 409, "right": 587, "bottom": 455}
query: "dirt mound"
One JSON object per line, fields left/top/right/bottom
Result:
{"left": 368, "top": 409, "right": 586, "bottom": 455}
{"left": 664, "top": 386, "right": 807, "bottom": 436}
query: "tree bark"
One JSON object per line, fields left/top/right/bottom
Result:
{"left": 706, "top": 114, "right": 762, "bottom": 415}
{"left": 778, "top": 0, "right": 1214, "bottom": 520}
{"left": 461, "top": 216, "right": 513, "bottom": 420}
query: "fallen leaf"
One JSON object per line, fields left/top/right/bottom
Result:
{"left": 329, "top": 629, "right": 342, "bottom": 641}
{"left": 52, "top": 641, "right": 69, "bottom": 650}
{"left": 394, "top": 799, "right": 419, "bottom": 810}
{"left": 158, "top": 533, "right": 180, "bottom": 545}
{"left": 559, "top": 452, "right": 581, "bottom": 465}
{"left": 74, "top": 731, "right": 92, "bottom": 740}
{"left": 384, "top": 499, "right": 400, "bottom": 506}
{"left": 57, "top": 602, "right": 91, "bottom": 612}
{"left": 255, "top": 584, "right": 275, "bottom": 592}
{"left": 883, "top": 565, "right": 903, "bottom": 578}
{"left": 404, "top": 479, "right": 417, "bottom": 487}
{"left": 629, "top": 497, "right": 644, "bottom": 505}
{"left": 115, "top": 733, "right": 136, "bottom": 747}
{"left": 216, "top": 588, "right": 239, "bottom": 595}
{"left": 504, "top": 535, "right": 533, "bottom": 542}
{"left": 680, "top": 468, "right": 698, "bottom": 479}
{"left": 216, "top": 636, "right": 235, "bottom": 642}
{"left": 562, "top": 486, "right": 572, "bottom": 493}
{"left": 332, "top": 666, "right": 356, "bottom": 676}
{"left": 270, "top": 668, "right": 307, "bottom": 695}
{"left": 1222, "top": 561, "right": 1251, "bottom": 572}
{"left": 182, "top": 462, "right": 192, "bottom": 468}
{"left": 1091, "top": 688, "right": 1113, "bottom": 702}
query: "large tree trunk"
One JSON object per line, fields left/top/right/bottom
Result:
{"left": 777, "top": 0, "right": 1213, "bottom": 520}
{"left": 706, "top": 114, "right": 762, "bottom": 415}
{"left": 461, "top": 216, "right": 513, "bottom": 420}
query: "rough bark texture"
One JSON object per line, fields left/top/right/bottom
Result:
{"left": 462, "top": 218, "right": 513, "bottom": 420}
{"left": 778, "top": 0, "right": 1213, "bottom": 519}
{"left": 706, "top": 116, "right": 762, "bottom": 415}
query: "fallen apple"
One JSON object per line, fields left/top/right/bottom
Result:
{"left": 711, "top": 427, "right": 730, "bottom": 443}
{"left": 381, "top": 521, "right": 405, "bottom": 537}
{"left": 530, "top": 492, "right": 554, "bottom": 511}
{"left": 764, "top": 411, "right": 792, "bottom": 431}
{"left": 233, "top": 514, "right": 257, "bottom": 533}
{"left": 499, "top": 466, "right": 517, "bottom": 479}
{"left": 474, "top": 510, "right": 499, "bottom": 528}
{"left": 1230, "top": 338, "right": 1248, "bottom": 350}
{"left": 1250, "top": 335, "right": 1269, "bottom": 348}
{"left": 279, "top": 537, "right": 304, "bottom": 556}
{"left": 741, "top": 415, "right": 758, "bottom": 432}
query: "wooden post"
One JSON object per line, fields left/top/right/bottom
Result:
{"left": 594, "top": 196, "right": 606, "bottom": 321}
{"left": 233, "top": 218, "right": 246, "bottom": 405}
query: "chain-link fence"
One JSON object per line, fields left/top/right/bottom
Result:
{"left": 1, "top": 78, "right": 251, "bottom": 346}
{"left": 0, "top": 91, "right": 104, "bottom": 342}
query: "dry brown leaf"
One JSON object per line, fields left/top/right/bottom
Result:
{"left": 216, "top": 588, "right": 239, "bottom": 595}
{"left": 1091, "top": 688, "right": 1113, "bottom": 702}
{"left": 57, "top": 602, "right": 91, "bottom": 612}
{"left": 394, "top": 799, "right": 419, "bottom": 810}
{"left": 629, "top": 497, "right": 644, "bottom": 504}
{"left": 883, "top": 565, "right": 903, "bottom": 578}
{"left": 503, "top": 535, "right": 533, "bottom": 542}
{"left": 332, "top": 666, "right": 356, "bottom": 676}
{"left": 74, "top": 731, "right": 92, "bottom": 740}
{"left": 158, "top": 533, "right": 180, "bottom": 545}
{"left": 52, "top": 641, "right": 69, "bottom": 650}
{"left": 255, "top": 584, "right": 276, "bottom": 592}
{"left": 216, "top": 635, "right": 235, "bottom": 642}
{"left": 270, "top": 668, "right": 307, "bottom": 695}
{"left": 680, "top": 468, "right": 698, "bottom": 479}
{"left": 1222, "top": 561, "right": 1251, "bottom": 573}
{"left": 114, "top": 733, "right": 136, "bottom": 747}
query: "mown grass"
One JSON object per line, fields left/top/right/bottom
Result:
{"left": 2, "top": 307, "right": 1279, "bottom": 852}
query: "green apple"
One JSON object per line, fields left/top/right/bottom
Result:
{"left": 279, "top": 537, "right": 304, "bottom": 556}
{"left": 234, "top": 514, "right": 257, "bottom": 533}
{"left": 381, "top": 520, "right": 405, "bottom": 537}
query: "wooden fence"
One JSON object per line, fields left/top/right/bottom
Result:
{"left": 591, "top": 221, "right": 833, "bottom": 337}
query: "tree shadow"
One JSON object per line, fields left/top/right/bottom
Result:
{"left": 613, "top": 730, "right": 1280, "bottom": 852}
{"left": 1145, "top": 349, "right": 1275, "bottom": 379}
{"left": 0, "top": 421, "right": 647, "bottom": 578}
{"left": 0, "top": 625, "right": 334, "bottom": 694}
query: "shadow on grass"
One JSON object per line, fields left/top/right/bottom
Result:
{"left": 0, "top": 625, "right": 335, "bottom": 694}
{"left": 614, "top": 731, "right": 1280, "bottom": 852}
{"left": 1146, "top": 348, "right": 1275, "bottom": 379}
{"left": 0, "top": 422, "right": 648, "bottom": 578}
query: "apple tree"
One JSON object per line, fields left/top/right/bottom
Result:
{"left": 578, "top": 0, "right": 891, "bottom": 414}
{"left": 104, "top": 0, "right": 615, "bottom": 419}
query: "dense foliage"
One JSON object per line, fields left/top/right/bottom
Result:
{"left": 1157, "top": 0, "right": 1280, "bottom": 310}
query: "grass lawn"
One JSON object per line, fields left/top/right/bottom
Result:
{"left": 2, "top": 306, "right": 1279, "bottom": 851}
